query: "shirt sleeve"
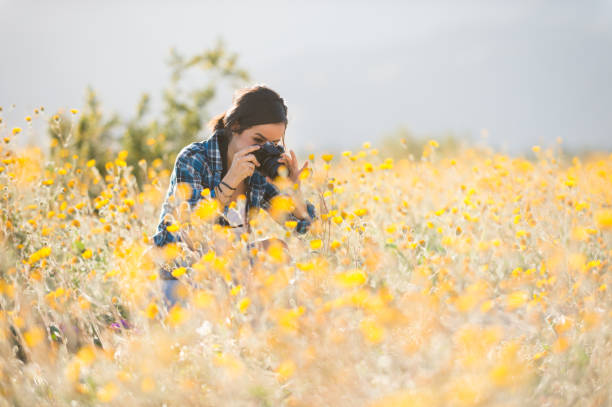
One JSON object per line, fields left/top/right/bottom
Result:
{"left": 262, "top": 181, "right": 318, "bottom": 235}
{"left": 152, "top": 150, "right": 214, "bottom": 247}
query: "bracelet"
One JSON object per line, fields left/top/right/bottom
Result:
{"left": 215, "top": 185, "right": 230, "bottom": 197}
{"left": 217, "top": 184, "right": 231, "bottom": 198}
{"left": 220, "top": 180, "right": 237, "bottom": 191}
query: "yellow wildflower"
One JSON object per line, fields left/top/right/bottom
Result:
{"left": 594, "top": 209, "right": 612, "bottom": 230}
{"left": 166, "top": 223, "right": 180, "bottom": 232}
{"left": 166, "top": 304, "right": 189, "bottom": 326}
{"left": 97, "top": 382, "right": 118, "bottom": 402}
{"left": 145, "top": 302, "right": 159, "bottom": 319}
{"left": 76, "top": 345, "right": 96, "bottom": 366}
{"left": 506, "top": 291, "right": 528, "bottom": 310}
{"left": 23, "top": 327, "right": 45, "bottom": 347}
{"left": 335, "top": 269, "right": 367, "bottom": 288}
{"left": 238, "top": 297, "right": 251, "bottom": 313}
{"left": 359, "top": 318, "right": 384, "bottom": 344}
{"left": 309, "top": 239, "right": 322, "bottom": 250}
{"left": 171, "top": 267, "right": 187, "bottom": 278}
{"left": 276, "top": 359, "right": 296, "bottom": 382}
{"left": 321, "top": 154, "right": 334, "bottom": 163}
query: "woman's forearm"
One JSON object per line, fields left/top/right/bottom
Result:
{"left": 212, "top": 174, "right": 238, "bottom": 207}
{"left": 213, "top": 183, "right": 231, "bottom": 207}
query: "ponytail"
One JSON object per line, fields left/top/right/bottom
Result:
{"left": 207, "top": 112, "right": 226, "bottom": 132}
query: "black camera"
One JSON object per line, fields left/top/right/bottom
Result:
{"left": 252, "top": 141, "right": 285, "bottom": 179}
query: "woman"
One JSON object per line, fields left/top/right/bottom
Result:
{"left": 151, "top": 84, "right": 317, "bottom": 308}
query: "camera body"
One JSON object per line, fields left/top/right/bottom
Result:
{"left": 252, "top": 141, "right": 285, "bottom": 179}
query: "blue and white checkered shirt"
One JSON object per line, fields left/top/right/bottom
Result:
{"left": 152, "top": 130, "right": 317, "bottom": 248}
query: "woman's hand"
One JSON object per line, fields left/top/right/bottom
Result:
{"left": 278, "top": 149, "right": 308, "bottom": 187}
{"left": 225, "top": 145, "right": 261, "bottom": 186}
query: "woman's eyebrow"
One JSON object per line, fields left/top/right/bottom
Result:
{"left": 255, "top": 132, "right": 281, "bottom": 143}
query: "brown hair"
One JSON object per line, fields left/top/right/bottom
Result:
{"left": 207, "top": 84, "right": 288, "bottom": 146}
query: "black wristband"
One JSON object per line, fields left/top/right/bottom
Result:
{"left": 215, "top": 185, "right": 229, "bottom": 197}
{"left": 220, "top": 180, "right": 237, "bottom": 191}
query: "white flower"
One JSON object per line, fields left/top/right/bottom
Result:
{"left": 196, "top": 320, "right": 212, "bottom": 337}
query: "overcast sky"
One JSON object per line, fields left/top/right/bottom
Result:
{"left": 1, "top": 0, "right": 611, "bottom": 155}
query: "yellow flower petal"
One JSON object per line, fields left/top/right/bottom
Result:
{"left": 309, "top": 239, "right": 322, "bottom": 250}
{"left": 171, "top": 267, "right": 186, "bottom": 278}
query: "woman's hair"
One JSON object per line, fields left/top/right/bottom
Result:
{"left": 207, "top": 84, "right": 288, "bottom": 143}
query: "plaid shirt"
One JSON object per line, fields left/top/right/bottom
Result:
{"left": 152, "top": 130, "right": 317, "bottom": 248}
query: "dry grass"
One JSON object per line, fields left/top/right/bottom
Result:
{"left": 1, "top": 122, "right": 612, "bottom": 406}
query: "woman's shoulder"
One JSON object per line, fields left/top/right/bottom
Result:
{"left": 175, "top": 135, "right": 218, "bottom": 167}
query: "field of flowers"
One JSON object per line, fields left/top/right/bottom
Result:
{"left": 1, "top": 114, "right": 611, "bottom": 406}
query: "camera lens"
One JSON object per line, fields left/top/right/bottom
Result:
{"left": 253, "top": 142, "right": 284, "bottom": 179}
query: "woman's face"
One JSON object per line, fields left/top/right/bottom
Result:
{"left": 231, "top": 122, "right": 286, "bottom": 151}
